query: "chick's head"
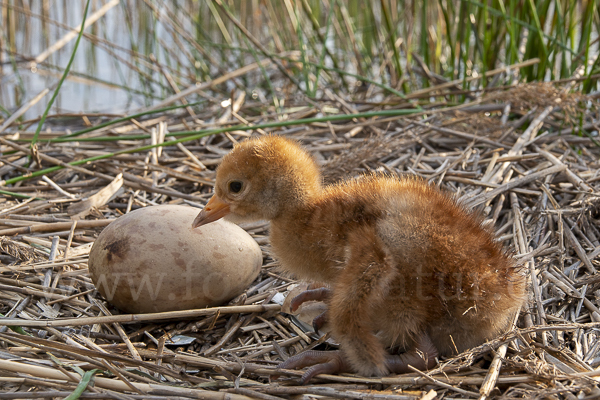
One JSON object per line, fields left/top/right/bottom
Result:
{"left": 193, "top": 136, "right": 321, "bottom": 228}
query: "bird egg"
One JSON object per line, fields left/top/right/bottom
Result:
{"left": 88, "top": 205, "right": 262, "bottom": 313}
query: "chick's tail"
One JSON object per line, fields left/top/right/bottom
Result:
{"left": 330, "top": 226, "right": 396, "bottom": 377}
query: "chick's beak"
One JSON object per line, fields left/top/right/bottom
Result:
{"left": 192, "top": 195, "right": 230, "bottom": 228}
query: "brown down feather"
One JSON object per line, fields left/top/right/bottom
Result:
{"left": 198, "top": 135, "right": 527, "bottom": 376}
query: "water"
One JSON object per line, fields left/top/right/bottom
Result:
{"left": 0, "top": 1, "right": 201, "bottom": 121}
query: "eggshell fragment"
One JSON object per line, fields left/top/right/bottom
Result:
{"left": 88, "top": 205, "right": 262, "bottom": 313}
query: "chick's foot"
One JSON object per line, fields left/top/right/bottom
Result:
{"left": 387, "top": 333, "right": 439, "bottom": 373}
{"left": 277, "top": 350, "right": 350, "bottom": 384}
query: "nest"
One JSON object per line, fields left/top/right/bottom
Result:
{"left": 0, "top": 82, "right": 599, "bottom": 399}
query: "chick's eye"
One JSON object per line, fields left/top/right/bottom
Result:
{"left": 229, "top": 181, "right": 243, "bottom": 193}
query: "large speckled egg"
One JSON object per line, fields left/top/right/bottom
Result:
{"left": 88, "top": 205, "right": 262, "bottom": 313}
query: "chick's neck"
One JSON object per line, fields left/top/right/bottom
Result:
{"left": 269, "top": 188, "right": 375, "bottom": 284}
{"left": 265, "top": 164, "right": 322, "bottom": 218}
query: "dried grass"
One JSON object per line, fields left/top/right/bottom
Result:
{"left": 0, "top": 82, "right": 599, "bottom": 399}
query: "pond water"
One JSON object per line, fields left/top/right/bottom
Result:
{"left": 1, "top": 1, "right": 211, "bottom": 121}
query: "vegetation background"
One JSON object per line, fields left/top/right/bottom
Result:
{"left": 1, "top": 0, "right": 598, "bottom": 121}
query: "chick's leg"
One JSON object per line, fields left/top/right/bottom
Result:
{"left": 329, "top": 227, "right": 397, "bottom": 377}
{"left": 277, "top": 228, "right": 398, "bottom": 383}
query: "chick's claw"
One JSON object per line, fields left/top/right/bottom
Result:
{"left": 277, "top": 350, "right": 350, "bottom": 384}
{"left": 311, "top": 310, "right": 328, "bottom": 334}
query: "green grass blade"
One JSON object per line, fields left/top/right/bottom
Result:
{"left": 242, "top": 35, "right": 282, "bottom": 113}
{"left": 527, "top": 0, "right": 549, "bottom": 79}
{"left": 380, "top": 0, "right": 407, "bottom": 92}
{"left": 4, "top": 108, "right": 423, "bottom": 186}
{"left": 62, "top": 101, "right": 204, "bottom": 138}
{"left": 583, "top": 46, "right": 600, "bottom": 93}
{"left": 0, "top": 190, "right": 44, "bottom": 200}
{"left": 313, "top": 5, "right": 335, "bottom": 93}
{"left": 438, "top": 0, "right": 456, "bottom": 79}
{"left": 0, "top": 313, "right": 35, "bottom": 334}
{"left": 299, "top": 0, "right": 346, "bottom": 88}
{"left": 30, "top": 0, "right": 91, "bottom": 147}
{"left": 64, "top": 369, "right": 100, "bottom": 400}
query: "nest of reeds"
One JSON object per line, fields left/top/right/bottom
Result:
{"left": 0, "top": 80, "right": 599, "bottom": 399}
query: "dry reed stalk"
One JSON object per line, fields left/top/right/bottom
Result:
{"left": 0, "top": 81, "right": 598, "bottom": 398}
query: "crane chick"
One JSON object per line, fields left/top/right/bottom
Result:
{"left": 193, "top": 135, "right": 526, "bottom": 383}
